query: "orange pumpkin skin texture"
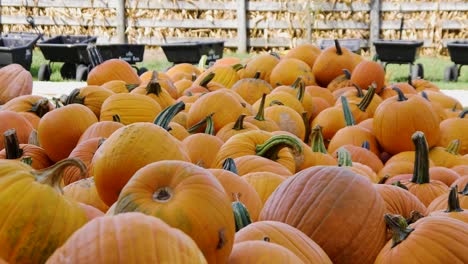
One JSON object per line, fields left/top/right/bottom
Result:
{"left": 260, "top": 166, "right": 387, "bottom": 264}
{"left": 64, "top": 86, "right": 115, "bottom": 118}
{"left": 374, "top": 216, "right": 468, "bottom": 264}
{"left": 264, "top": 105, "right": 306, "bottom": 141}
{"left": 305, "top": 85, "right": 335, "bottom": 105}
{"left": 350, "top": 60, "right": 385, "bottom": 94}
{"left": 0, "top": 64, "right": 32, "bottom": 104}
{"left": 63, "top": 137, "right": 102, "bottom": 185}
{"left": 438, "top": 110, "right": 468, "bottom": 155}
{"left": 428, "top": 187, "right": 468, "bottom": 223}
{"left": 0, "top": 111, "right": 33, "bottom": 150}
{"left": 375, "top": 184, "right": 427, "bottom": 217}
{"left": 38, "top": 104, "right": 98, "bottom": 162}
{"left": 87, "top": 59, "right": 141, "bottom": 86}
{"left": 0, "top": 142, "right": 52, "bottom": 170}
{"left": 242, "top": 172, "right": 286, "bottom": 205}
{"left": 78, "top": 202, "right": 104, "bottom": 221}
{"left": 100, "top": 80, "right": 131, "bottom": 93}
{"left": 63, "top": 177, "right": 110, "bottom": 213}
{"left": 333, "top": 144, "right": 383, "bottom": 173}
{"left": 193, "top": 64, "right": 240, "bottom": 89}
{"left": 209, "top": 168, "right": 263, "bottom": 221}
{"left": 269, "top": 58, "right": 316, "bottom": 88}
{"left": 166, "top": 63, "right": 201, "bottom": 81}
{"left": 114, "top": 161, "right": 235, "bottom": 264}
{"left": 92, "top": 123, "right": 190, "bottom": 206}
{"left": 235, "top": 221, "right": 332, "bottom": 264}
{"left": 312, "top": 42, "right": 355, "bottom": 87}
{"left": 233, "top": 155, "right": 293, "bottom": 177}
{"left": 0, "top": 161, "right": 88, "bottom": 264}
{"left": 1, "top": 94, "right": 54, "bottom": 117}
{"left": 187, "top": 90, "right": 245, "bottom": 133}
{"left": 451, "top": 175, "right": 468, "bottom": 191}
{"left": 78, "top": 120, "right": 124, "bottom": 143}
{"left": 99, "top": 93, "right": 162, "bottom": 125}
{"left": 182, "top": 134, "right": 224, "bottom": 168}
{"left": 310, "top": 106, "right": 346, "bottom": 142}
{"left": 428, "top": 166, "right": 461, "bottom": 186}
{"left": 46, "top": 212, "right": 207, "bottom": 264}
{"left": 231, "top": 78, "right": 273, "bottom": 105}
{"left": 242, "top": 53, "right": 280, "bottom": 83}
{"left": 285, "top": 43, "right": 322, "bottom": 69}
{"left": 372, "top": 92, "right": 440, "bottom": 155}
{"left": 228, "top": 240, "right": 304, "bottom": 264}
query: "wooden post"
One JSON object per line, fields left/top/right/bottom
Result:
{"left": 237, "top": 0, "right": 247, "bottom": 53}
{"left": 369, "top": 0, "right": 381, "bottom": 56}
{"left": 116, "top": 0, "right": 127, "bottom": 44}
{"left": 306, "top": 0, "right": 312, "bottom": 43}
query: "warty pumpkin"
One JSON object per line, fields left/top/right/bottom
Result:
{"left": 114, "top": 160, "right": 235, "bottom": 263}
{"left": 0, "top": 64, "right": 32, "bottom": 104}
{"left": 259, "top": 165, "right": 387, "bottom": 264}
{"left": 46, "top": 212, "right": 207, "bottom": 264}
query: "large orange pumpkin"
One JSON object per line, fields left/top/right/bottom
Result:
{"left": 269, "top": 58, "right": 316, "bottom": 88}
{"left": 260, "top": 166, "right": 387, "bottom": 264}
{"left": 0, "top": 110, "right": 34, "bottom": 150}
{"left": 99, "top": 93, "right": 162, "bottom": 125}
{"left": 114, "top": 160, "right": 235, "bottom": 263}
{"left": 1, "top": 94, "right": 54, "bottom": 118}
{"left": 46, "top": 212, "right": 207, "bottom": 263}
{"left": 438, "top": 110, "right": 468, "bottom": 155}
{"left": 92, "top": 122, "right": 189, "bottom": 206}
{"left": 87, "top": 54, "right": 141, "bottom": 86}
{"left": 0, "top": 64, "right": 32, "bottom": 104}
{"left": 228, "top": 240, "right": 304, "bottom": 264}
{"left": 284, "top": 43, "right": 322, "bottom": 69}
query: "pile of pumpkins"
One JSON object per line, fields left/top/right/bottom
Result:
{"left": 0, "top": 41, "right": 467, "bottom": 263}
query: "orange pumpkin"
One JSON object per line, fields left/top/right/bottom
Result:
{"left": 284, "top": 43, "right": 322, "bottom": 69}
{"left": 228, "top": 240, "right": 304, "bottom": 264}
{"left": 1, "top": 94, "right": 54, "bottom": 117}
{"left": 63, "top": 137, "right": 103, "bottom": 185}
{"left": 63, "top": 177, "right": 109, "bottom": 213}
{"left": 87, "top": 54, "right": 141, "bottom": 86}
{"left": 99, "top": 93, "right": 162, "bottom": 125}
{"left": 0, "top": 64, "right": 32, "bottom": 104}
{"left": 233, "top": 155, "right": 293, "bottom": 177}
{"left": 242, "top": 172, "right": 286, "bottom": 205}
{"left": 375, "top": 184, "right": 427, "bottom": 218}
{"left": 242, "top": 53, "right": 280, "bottom": 83}
{"left": 114, "top": 160, "right": 235, "bottom": 263}
{"left": 63, "top": 86, "right": 114, "bottom": 118}
{"left": 244, "top": 94, "right": 280, "bottom": 132}
{"left": 46, "top": 212, "right": 207, "bottom": 263}
{"left": 231, "top": 75, "right": 273, "bottom": 105}
{"left": 0, "top": 110, "right": 33, "bottom": 150}
{"left": 269, "top": 58, "right": 316, "bottom": 88}
{"left": 427, "top": 183, "right": 468, "bottom": 212}
{"left": 350, "top": 60, "right": 385, "bottom": 94}
{"left": 78, "top": 119, "right": 124, "bottom": 143}
{"left": 438, "top": 110, "right": 468, "bottom": 155}
{"left": 428, "top": 186, "right": 468, "bottom": 222}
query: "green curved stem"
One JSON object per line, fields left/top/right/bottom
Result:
{"left": 410, "top": 131, "right": 431, "bottom": 184}
{"left": 392, "top": 86, "right": 408, "bottom": 101}
{"left": 343, "top": 69, "right": 351, "bottom": 80}
{"left": 335, "top": 39, "right": 343, "bottom": 55}
{"left": 21, "top": 156, "right": 33, "bottom": 166}
{"left": 33, "top": 158, "right": 87, "bottom": 195}
{"left": 64, "top": 88, "right": 84, "bottom": 105}
{"left": 391, "top": 181, "right": 409, "bottom": 190}
{"left": 256, "top": 135, "right": 303, "bottom": 161}
{"left": 353, "top": 83, "right": 365, "bottom": 98}
{"left": 310, "top": 125, "right": 328, "bottom": 154}
{"left": 154, "top": 101, "right": 185, "bottom": 130}
{"left": 446, "top": 139, "right": 461, "bottom": 155}
{"left": 445, "top": 186, "right": 463, "bottom": 213}
{"left": 357, "top": 84, "right": 376, "bottom": 112}
{"left": 253, "top": 71, "right": 261, "bottom": 79}
{"left": 205, "top": 114, "right": 215, "bottom": 135}
{"left": 112, "top": 114, "right": 121, "bottom": 123}
{"left": 291, "top": 77, "right": 303, "bottom": 89}
{"left": 460, "top": 184, "right": 468, "bottom": 196}
{"left": 222, "top": 158, "right": 238, "bottom": 174}
{"left": 232, "top": 64, "right": 244, "bottom": 72}
{"left": 384, "top": 214, "right": 414, "bottom": 248}
{"left": 187, "top": 113, "right": 215, "bottom": 134}
{"left": 337, "top": 147, "right": 353, "bottom": 167}
{"left": 341, "top": 96, "right": 356, "bottom": 126}
{"left": 232, "top": 114, "right": 247, "bottom": 131}
{"left": 255, "top": 93, "right": 267, "bottom": 121}
{"left": 459, "top": 109, "right": 468, "bottom": 118}
{"left": 200, "top": 72, "right": 216, "bottom": 87}
{"left": 296, "top": 80, "right": 305, "bottom": 102}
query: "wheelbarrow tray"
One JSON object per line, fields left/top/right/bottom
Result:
{"left": 447, "top": 41, "right": 468, "bottom": 65}
{"left": 160, "top": 41, "right": 224, "bottom": 65}
{"left": 96, "top": 44, "right": 145, "bottom": 64}
{"left": 37, "top": 35, "right": 97, "bottom": 64}
{"left": 373, "top": 40, "right": 423, "bottom": 64}
{"left": 0, "top": 32, "right": 41, "bottom": 70}
{"left": 319, "top": 38, "right": 362, "bottom": 53}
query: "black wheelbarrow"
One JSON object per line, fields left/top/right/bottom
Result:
{"left": 36, "top": 35, "right": 97, "bottom": 81}
{"left": 160, "top": 41, "right": 224, "bottom": 66}
{"left": 96, "top": 44, "right": 148, "bottom": 75}
{"left": 444, "top": 41, "right": 468, "bottom": 82}
{"left": 373, "top": 17, "right": 424, "bottom": 79}
{"left": 0, "top": 32, "right": 41, "bottom": 71}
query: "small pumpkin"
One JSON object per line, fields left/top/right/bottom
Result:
{"left": 0, "top": 64, "right": 33, "bottom": 104}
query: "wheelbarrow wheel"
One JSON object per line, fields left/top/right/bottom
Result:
{"left": 444, "top": 65, "right": 458, "bottom": 82}
{"left": 38, "top": 64, "right": 51, "bottom": 81}
{"left": 60, "top": 63, "right": 77, "bottom": 80}
{"left": 76, "top": 64, "right": 89, "bottom": 82}
{"left": 411, "top": 63, "right": 424, "bottom": 79}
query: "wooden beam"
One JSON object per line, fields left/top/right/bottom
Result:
{"left": 116, "top": 0, "right": 127, "bottom": 44}
{"left": 237, "top": 0, "right": 247, "bottom": 53}
{"left": 369, "top": 0, "right": 381, "bottom": 56}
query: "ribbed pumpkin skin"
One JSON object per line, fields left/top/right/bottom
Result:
{"left": 233, "top": 155, "right": 293, "bottom": 177}
{"left": 0, "top": 143, "right": 53, "bottom": 170}
{"left": 0, "top": 170, "right": 88, "bottom": 264}
{"left": 375, "top": 184, "right": 427, "bottom": 217}
{"left": 1, "top": 94, "right": 54, "bottom": 114}
{"left": 182, "top": 134, "right": 224, "bottom": 168}
{"left": 375, "top": 216, "right": 468, "bottom": 264}
{"left": 0, "top": 111, "right": 34, "bottom": 150}
{"left": 64, "top": 177, "right": 110, "bottom": 213}
{"left": 260, "top": 166, "right": 387, "bottom": 264}
{"left": 99, "top": 93, "right": 162, "bottom": 125}
{"left": 87, "top": 59, "right": 141, "bottom": 86}
{"left": 228, "top": 240, "right": 304, "bottom": 264}
{"left": 235, "top": 221, "right": 332, "bottom": 264}
{"left": 38, "top": 104, "right": 98, "bottom": 162}
{"left": 46, "top": 212, "right": 207, "bottom": 264}
{"left": 114, "top": 161, "right": 235, "bottom": 264}
{"left": 78, "top": 120, "right": 124, "bottom": 143}
{"left": 63, "top": 137, "right": 101, "bottom": 185}
{"left": 0, "top": 64, "right": 32, "bottom": 104}
{"left": 92, "top": 123, "right": 190, "bottom": 206}
{"left": 242, "top": 172, "right": 286, "bottom": 205}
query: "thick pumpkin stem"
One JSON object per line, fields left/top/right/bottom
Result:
{"left": 459, "top": 109, "right": 468, "bottom": 119}
{"left": 446, "top": 186, "right": 464, "bottom": 213}
{"left": 341, "top": 96, "right": 356, "bottom": 126}
{"left": 153, "top": 187, "right": 173, "bottom": 203}
{"left": 263, "top": 236, "right": 271, "bottom": 242}
{"left": 125, "top": 83, "right": 139, "bottom": 92}
{"left": 302, "top": 112, "right": 311, "bottom": 143}
{"left": 392, "top": 86, "right": 408, "bottom": 101}
{"left": 357, "top": 84, "right": 376, "bottom": 112}
{"left": 310, "top": 125, "right": 328, "bottom": 154}
{"left": 28, "top": 130, "right": 39, "bottom": 146}
{"left": 256, "top": 135, "right": 303, "bottom": 161}
{"left": 361, "top": 140, "right": 370, "bottom": 150}
{"left": 406, "top": 211, "right": 424, "bottom": 225}
{"left": 232, "top": 114, "right": 247, "bottom": 131}
{"left": 352, "top": 83, "right": 365, "bottom": 98}
{"left": 205, "top": 114, "right": 215, "bottom": 135}
{"left": 154, "top": 101, "right": 185, "bottom": 131}
{"left": 291, "top": 77, "right": 303, "bottom": 89}
{"left": 187, "top": 113, "right": 215, "bottom": 134}
{"left": 64, "top": 88, "right": 84, "bottom": 105}
{"left": 411, "top": 131, "right": 431, "bottom": 184}
{"left": 343, "top": 69, "right": 352, "bottom": 80}
{"left": 378, "top": 174, "right": 390, "bottom": 184}
{"left": 33, "top": 158, "right": 87, "bottom": 194}
{"left": 337, "top": 147, "right": 353, "bottom": 167}
{"left": 4, "top": 129, "right": 23, "bottom": 159}
{"left": 222, "top": 158, "right": 238, "bottom": 174}
{"left": 296, "top": 81, "right": 305, "bottom": 103}
{"left": 30, "top": 98, "right": 51, "bottom": 117}
{"left": 446, "top": 139, "right": 461, "bottom": 155}
{"left": 253, "top": 71, "right": 261, "bottom": 79}
{"left": 254, "top": 94, "right": 268, "bottom": 121}
{"left": 146, "top": 71, "right": 164, "bottom": 96}
{"left": 384, "top": 214, "right": 414, "bottom": 248}
{"left": 334, "top": 39, "right": 343, "bottom": 55}
{"left": 112, "top": 114, "right": 121, "bottom": 123}
{"left": 392, "top": 181, "right": 409, "bottom": 190}
{"left": 200, "top": 72, "right": 216, "bottom": 87}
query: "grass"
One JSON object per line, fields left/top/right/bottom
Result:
{"left": 30, "top": 48, "right": 468, "bottom": 90}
